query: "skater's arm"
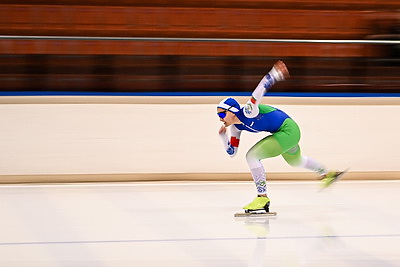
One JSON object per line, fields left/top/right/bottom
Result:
{"left": 219, "top": 125, "right": 242, "bottom": 157}
{"left": 244, "top": 60, "right": 289, "bottom": 118}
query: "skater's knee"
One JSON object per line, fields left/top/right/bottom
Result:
{"left": 283, "top": 154, "right": 302, "bottom": 167}
{"left": 283, "top": 153, "right": 304, "bottom": 167}
{"left": 286, "top": 158, "right": 302, "bottom": 167}
{"left": 282, "top": 145, "right": 303, "bottom": 167}
{"left": 245, "top": 150, "right": 252, "bottom": 160}
{"left": 246, "top": 148, "right": 260, "bottom": 162}
{"left": 246, "top": 150, "right": 261, "bottom": 168}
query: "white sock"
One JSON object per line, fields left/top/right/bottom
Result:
{"left": 250, "top": 166, "right": 267, "bottom": 195}
{"left": 299, "top": 156, "right": 327, "bottom": 175}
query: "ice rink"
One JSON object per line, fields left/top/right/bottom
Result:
{"left": 0, "top": 179, "right": 399, "bottom": 267}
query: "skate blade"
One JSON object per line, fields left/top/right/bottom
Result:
{"left": 234, "top": 212, "right": 277, "bottom": 217}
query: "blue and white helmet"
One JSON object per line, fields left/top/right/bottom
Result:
{"left": 217, "top": 97, "right": 240, "bottom": 114}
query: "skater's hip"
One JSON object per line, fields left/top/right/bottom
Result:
{"left": 273, "top": 118, "right": 301, "bottom": 152}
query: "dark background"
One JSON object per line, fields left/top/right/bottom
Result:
{"left": 0, "top": 0, "right": 399, "bottom": 94}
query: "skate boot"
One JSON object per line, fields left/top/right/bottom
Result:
{"left": 243, "top": 196, "right": 270, "bottom": 213}
{"left": 320, "top": 170, "right": 346, "bottom": 188}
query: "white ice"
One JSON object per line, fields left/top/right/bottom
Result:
{"left": 0, "top": 180, "right": 399, "bottom": 267}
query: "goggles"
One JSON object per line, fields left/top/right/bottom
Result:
{"left": 217, "top": 107, "right": 232, "bottom": 119}
{"left": 217, "top": 110, "right": 227, "bottom": 119}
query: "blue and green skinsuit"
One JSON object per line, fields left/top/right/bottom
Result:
{"left": 218, "top": 70, "right": 327, "bottom": 195}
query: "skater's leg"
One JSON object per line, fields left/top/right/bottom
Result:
{"left": 282, "top": 143, "right": 345, "bottom": 188}
{"left": 282, "top": 145, "right": 327, "bottom": 175}
{"left": 246, "top": 118, "right": 300, "bottom": 195}
{"left": 275, "top": 119, "right": 329, "bottom": 175}
{"left": 246, "top": 135, "right": 283, "bottom": 196}
{"left": 244, "top": 135, "right": 283, "bottom": 212}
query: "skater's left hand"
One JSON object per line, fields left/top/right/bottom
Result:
{"left": 273, "top": 60, "right": 290, "bottom": 80}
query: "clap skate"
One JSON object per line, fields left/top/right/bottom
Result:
{"left": 320, "top": 169, "right": 348, "bottom": 190}
{"left": 234, "top": 196, "right": 277, "bottom": 217}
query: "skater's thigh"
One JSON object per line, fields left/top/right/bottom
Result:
{"left": 247, "top": 135, "right": 283, "bottom": 160}
{"left": 247, "top": 119, "right": 301, "bottom": 161}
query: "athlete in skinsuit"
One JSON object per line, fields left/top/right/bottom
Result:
{"left": 217, "top": 60, "right": 343, "bottom": 213}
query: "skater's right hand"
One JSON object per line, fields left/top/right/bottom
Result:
{"left": 219, "top": 125, "right": 227, "bottom": 135}
{"left": 218, "top": 125, "right": 238, "bottom": 157}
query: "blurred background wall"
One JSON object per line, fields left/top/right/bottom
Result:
{"left": 0, "top": 1, "right": 399, "bottom": 183}
{"left": 0, "top": 0, "right": 399, "bottom": 94}
{"left": 0, "top": 96, "right": 399, "bottom": 183}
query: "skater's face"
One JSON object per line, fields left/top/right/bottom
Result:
{"left": 217, "top": 108, "right": 237, "bottom": 126}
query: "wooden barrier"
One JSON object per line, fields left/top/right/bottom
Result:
{"left": 0, "top": 3, "right": 398, "bottom": 93}
{"left": 0, "top": 39, "right": 382, "bottom": 57}
{"left": 2, "top": 0, "right": 399, "bottom": 10}
{"left": 0, "top": 5, "right": 395, "bottom": 39}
